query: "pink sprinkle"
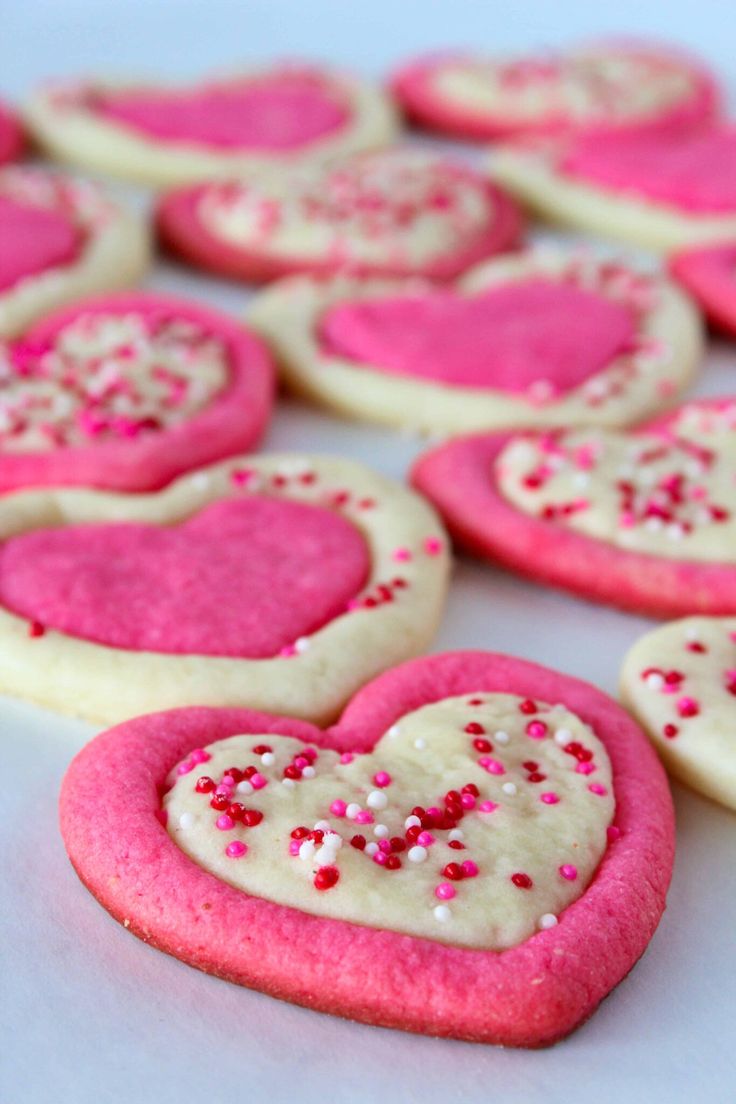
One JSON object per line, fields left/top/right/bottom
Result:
{"left": 424, "top": 537, "right": 443, "bottom": 555}
{"left": 288, "top": 840, "right": 301, "bottom": 855}
{"left": 417, "top": 831, "right": 434, "bottom": 847}
{"left": 392, "top": 547, "right": 412, "bottom": 562}
{"left": 435, "top": 883, "right": 456, "bottom": 901}
{"left": 461, "top": 793, "right": 476, "bottom": 810}
{"left": 230, "top": 467, "right": 255, "bottom": 487}
{"left": 526, "top": 720, "right": 548, "bottom": 739}
{"left": 540, "top": 792, "right": 560, "bottom": 805}
{"left": 214, "top": 784, "right": 232, "bottom": 796}
{"left": 559, "top": 864, "right": 578, "bottom": 881}
{"left": 226, "top": 840, "right": 247, "bottom": 858}
{"left": 426, "top": 806, "right": 441, "bottom": 818}
{"left": 279, "top": 643, "right": 297, "bottom": 657}
{"left": 330, "top": 799, "right": 347, "bottom": 817}
{"left": 216, "top": 814, "right": 234, "bottom": 831}
{"left": 177, "top": 760, "right": 194, "bottom": 775}
{"left": 478, "top": 757, "right": 505, "bottom": 775}
{"left": 250, "top": 773, "right": 268, "bottom": 790}
{"left": 461, "top": 860, "right": 479, "bottom": 878}
{"left": 676, "top": 696, "right": 700, "bottom": 718}
{"left": 478, "top": 800, "right": 498, "bottom": 813}
{"left": 576, "top": 762, "right": 595, "bottom": 775}
{"left": 355, "top": 810, "right": 374, "bottom": 825}
{"left": 607, "top": 825, "right": 622, "bottom": 842}
{"left": 294, "top": 757, "right": 309, "bottom": 769}
{"left": 373, "top": 851, "right": 387, "bottom": 866}
{"left": 191, "top": 748, "right": 211, "bottom": 764}
{"left": 340, "top": 753, "right": 355, "bottom": 765}
{"left": 378, "top": 839, "right": 392, "bottom": 853}
{"left": 373, "top": 771, "right": 392, "bottom": 787}
{"left": 589, "top": 783, "right": 608, "bottom": 796}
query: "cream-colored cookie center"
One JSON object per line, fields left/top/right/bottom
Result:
{"left": 0, "top": 310, "right": 228, "bottom": 452}
{"left": 199, "top": 151, "right": 492, "bottom": 266}
{"left": 164, "top": 693, "right": 614, "bottom": 950}
{"left": 497, "top": 404, "right": 736, "bottom": 561}
{"left": 434, "top": 51, "right": 694, "bottom": 123}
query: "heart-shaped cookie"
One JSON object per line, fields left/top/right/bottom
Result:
{"left": 0, "top": 166, "right": 150, "bottom": 338}
{"left": 0, "top": 101, "right": 24, "bottom": 165}
{"left": 621, "top": 616, "right": 736, "bottom": 810}
{"left": 157, "top": 148, "right": 522, "bottom": 284}
{"left": 249, "top": 246, "right": 702, "bottom": 434}
{"left": 0, "top": 291, "right": 274, "bottom": 492}
{"left": 493, "top": 125, "right": 736, "bottom": 251}
{"left": 670, "top": 243, "right": 736, "bottom": 338}
{"left": 59, "top": 651, "right": 674, "bottom": 1046}
{"left": 413, "top": 398, "right": 736, "bottom": 617}
{"left": 0, "top": 453, "right": 447, "bottom": 724}
{"left": 391, "top": 41, "right": 719, "bottom": 142}
{"left": 25, "top": 65, "right": 398, "bottom": 186}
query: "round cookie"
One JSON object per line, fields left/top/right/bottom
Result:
{"left": 248, "top": 247, "right": 702, "bottom": 434}
{"left": 157, "top": 148, "right": 523, "bottom": 283}
{"left": 493, "top": 125, "right": 736, "bottom": 252}
{"left": 24, "top": 65, "right": 399, "bottom": 187}
{"left": 0, "top": 453, "right": 448, "bottom": 724}
{"left": 59, "top": 650, "right": 674, "bottom": 1047}
{"left": 391, "top": 41, "right": 719, "bottom": 142}
{"left": 621, "top": 616, "right": 736, "bottom": 811}
{"left": 0, "top": 292, "right": 274, "bottom": 492}
{"left": 669, "top": 243, "right": 736, "bottom": 338}
{"left": 0, "top": 165, "right": 150, "bottom": 338}
{"left": 413, "top": 398, "right": 736, "bottom": 618}
{"left": 0, "top": 101, "right": 25, "bottom": 164}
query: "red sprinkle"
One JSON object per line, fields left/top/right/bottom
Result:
{"left": 511, "top": 872, "right": 533, "bottom": 889}
{"left": 314, "top": 866, "right": 340, "bottom": 891}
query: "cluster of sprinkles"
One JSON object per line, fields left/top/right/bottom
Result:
{"left": 640, "top": 622, "right": 736, "bottom": 741}
{"left": 0, "top": 310, "right": 227, "bottom": 451}
{"left": 0, "top": 164, "right": 113, "bottom": 236}
{"left": 165, "top": 694, "right": 616, "bottom": 943}
{"left": 199, "top": 150, "right": 493, "bottom": 265}
{"left": 498, "top": 403, "right": 735, "bottom": 550}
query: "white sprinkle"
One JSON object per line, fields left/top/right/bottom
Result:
{"left": 573, "top": 472, "right": 590, "bottom": 490}
{"left": 414, "top": 738, "right": 427, "bottom": 750}
{"left": 373, "top": 824, "right": 389, "bottom": 838}
{"left": 387, "top": 724, "right": 400, "bottom": 739}
{"left": 294, "top": 636, "right": 310, "bottom": 654}
{"left": 408, "top": 845, "right": 428, "bottom": 863}
{"left": 236, "top": 780, "right": 254, "bottom": 795}
{"left": 494, "top": 730, "right": 510, "bottom": 745}
{"left": 314, "top": 844, "right": 338, "bottom": 866}
{"left": 314, "top": 820, "right": 331, "bottom": 832}
{"left": 178, "top": 812, "right": 194, "bottom": 829}
{"left": 666, "top": 524, "right": 685, "bottom": 542}
{"left": 365, "top": 842, "right": 379, "bottom": 856}
{"left": 189, "top": 472, "right": 210, "bottom": 491}
{"left": 298, "top": 839, "right": 315, "bottom": 862}
{"left": 554, "top": 727, "right": 572, "bottom": 746}
{"left": 448, "top": 829, "right": 464, "bottom": 842}
{"left": 345, "top": 803, "right": 361, "bottom": 820}
{"left": 539, "top": 913, "right": 558, "bottom": 930}
{"left": 367, "top": 789, "right": 388, "bottom": 810}
{"left": 260, "top": 752, "right": 275, "bottom": 767}
{"left": 433, "top": 905, "right": 451, "bottom": 923}
{"left": 404, "top": 815, "right": 422, "bottom": 830}
{"left": 685, "top": 625, "right": 701, "bottom": 642}
{"left": 502, "top": 782, "right": 518, "bottom": 796}
{"left": 301, "top": 765, "right": 316, "bottom": 779}
{"left": 281, "top": 778, "right": 295, "bottom": 790}
{"left": 646, "top": 673, "right": 665, "bottom": 691}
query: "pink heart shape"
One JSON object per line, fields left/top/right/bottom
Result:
{"left": 0, "top": 496, "right": 368, "bottom": 657}
{"left": 95, "top": 73, "right": 349, "bottom": 151}
{"left": 59, "top": 650, "right": 673, "bottom": 1046}
{"left": 0, "top": 194, "right": 81, "bottom": 292}
{"left": 319, "top": 279, "right": 635, "bottom": 392}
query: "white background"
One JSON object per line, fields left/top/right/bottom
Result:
{"left": 1, "top": 3, "right": 735, "bottom": 1102}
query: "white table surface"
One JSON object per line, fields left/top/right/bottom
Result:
{"left": 1, "top": 4, "right": 735, "bottom": 1102}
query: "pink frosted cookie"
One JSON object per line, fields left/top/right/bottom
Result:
{"left": 24, "top": 65, "right": 398, "bottom": 186}
{"left": 391, "top": 41, "right": 719, "bottom": 143}
{"left": 621, "top": 616, "right": 736, "bottom": 811}
{"left": 157, "top": 148, "right": 522, "bottom": 284}
{"left": 59, "top": 650, "right": 674, "bottom": 1046}
{"left": 249, "top": 246, "right": 702, "bottom": 434}
{"left": 0, "top": 292, "right": 274, "bottom": 493}
{"left": 0, "top": 166, "right": 150, "bottom": 338}
{"left": 669, "top": 243, "right": 736, "bottom": 338}
{"left": 494, "top": 124, "right": 736, "bottom": 252}
{"left": 413, "top": 398, "right": 736, "bottom": 618}
{"left": 0, "top": 101, "right": 24, "bottom": 164}
{"left": 0, "top": 453, "right": 448, "bottom": 723}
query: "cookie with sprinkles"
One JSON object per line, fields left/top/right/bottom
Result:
{"left": 621, "top": 616, "right": 736, "bottom": 811}
{"left": 23, "top": 64, "right": 398, "bottom": 187}
{"left": 413, "top": 398, "right": 736, "bottom": 617}
{"left": 0, "top": 166, "right": 150, "bottom": 338}
{"left": 391, "top": 40, "right": 719, "bottom": 142}
{"left": 0, "top": 101, "right": 24, "bottom": 165}
{"left": 59, "top": 650, "right": 673, "bottom": 1046}
{"left": 669, "top": 243, "right": 736, "bottom": 339}
{"left": 0, "top": 453, "right": 448, "bottom": 723}
{"left": 492, "top": 124, "right": 736, "bottom": 252}
{"left": 248, "top": 246, "right": 702, "bottom": 435}
{"left": 0, "top": 292, "right": 274, "bottom": 493}
{"left": 157, "top": 148, "right": 523, "bottom": 284}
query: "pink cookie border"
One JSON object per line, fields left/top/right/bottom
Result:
{"left": 412, "top": 399, "right": 736, "bottom": 618}
{"left": 390, "top": 42, "right": 720, "bottom": 143}
{"left": 155, "top": 176, "right": 524, "bottom": 285}
{"left": 0, "top": 291, "right": 275, "bottom": 493}
{"left": 59, "top": 650, "right": 674, "bottom": 1048}
{"left": 0, "top": 102, "right": 24, "bottom": 165}
{"left": 669, "top": 243, "right": 736, "bottom": 338}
